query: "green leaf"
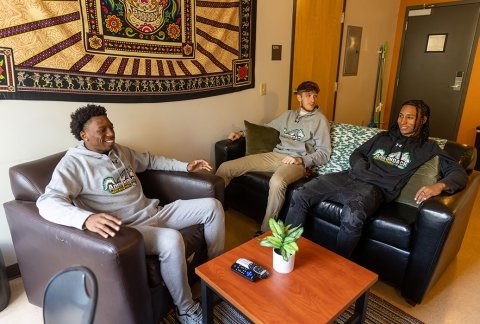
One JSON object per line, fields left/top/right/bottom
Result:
{"left": 272, "top": 232, "right": 283, "bottom": 240}
{"left": 289, "top": 227, "right": 304, "bottom": 240}
{"left": 283, "top": 236, "right": 297, "bottom": 244}
{"left": 269, "top": 218, "right": 285, "bottom": 237}
{"left": 259, "top": 240, "right": 275, "bottom": 248}
{"left": 281, "top": 248, "right": 291, "bottom": 261}
{"left": 284, "top": 242, "right": 299, "bottom": 253}
{"left": 287, "top": 224, "right": 303, "bottom": 235}
{"left": 265, "top": 236, "right": 282, "bottom": 247}
{"left": 277, "top": 219, "right": 285, "bottom": 230}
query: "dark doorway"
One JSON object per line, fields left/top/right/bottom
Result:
{"left": 390, "top": 1, "right": 480, "bottom": 141}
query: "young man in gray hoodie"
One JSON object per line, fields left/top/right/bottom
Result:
{"left": 216, "top": 81, "right": 331, "bottom": 233}
{"left": 37, "top": 104, "right": 224, "bottom": 324}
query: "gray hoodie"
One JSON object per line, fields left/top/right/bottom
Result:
{"left": 36, "top": 142, "right": 188, "bottom": 229}
{"left": 266, "top": 108, "right": 331, "bottom": 167}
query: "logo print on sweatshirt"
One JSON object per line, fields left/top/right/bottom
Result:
{"left": 102, "top": 167, "right": 137, "bottom": 194}
{"left": 372, "top": 149, "right": 411, "bottom": 169}
{"left": 283, "top": 128, "right": 305, "bottom": 141}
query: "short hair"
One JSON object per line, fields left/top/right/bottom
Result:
{"left": 390, "top": 99, "right": 431, "bottom": 142}
{"left": 70, "top": 104, "right": 107, "bottom": 141}
{"left": 295, "top": 81, "right": 319, "bottom": 95}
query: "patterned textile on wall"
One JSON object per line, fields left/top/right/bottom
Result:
{"left": 0, "top": 0, "right": 256, "bottom": 102}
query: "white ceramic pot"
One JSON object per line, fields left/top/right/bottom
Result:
{"left": 272, "top": 249, "right": 295, "bottom": 273}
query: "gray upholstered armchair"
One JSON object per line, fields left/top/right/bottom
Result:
{"left": 3, "top": 151, "right": 224, "bottom": 324}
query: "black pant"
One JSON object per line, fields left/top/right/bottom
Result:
{"left": 285, "top": 171, "right": 384, "bottom": 258}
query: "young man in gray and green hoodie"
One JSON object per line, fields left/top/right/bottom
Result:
{"left": 37, "top": 104, "right": 224, "bottom": 324}
{"left": 216, "top": 81, "right": 331, "bottom": 233}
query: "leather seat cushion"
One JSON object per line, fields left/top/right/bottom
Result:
{"left": 234, "top": 171, "right": 272, "bottom": 188}
{"left": 310, "top": 201, "right": 416, "bottom": 251}
{"left": 366, "top": 203, "right": 417, "bottom": 251}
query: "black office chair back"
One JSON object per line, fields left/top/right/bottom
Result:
{"left": 43, "top": 266, "right": 98, "bottom": 324}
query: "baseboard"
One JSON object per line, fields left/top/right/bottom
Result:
{"left": 7, "top": 263, "right": 20, "bottom": 280}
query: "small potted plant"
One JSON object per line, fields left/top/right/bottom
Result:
{"left": 259, "top": 218, "right": 303, "bottom": 273}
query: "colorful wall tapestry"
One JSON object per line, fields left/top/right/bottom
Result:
{"left": 0, "top": 0, "right": 256, "bottom": 102}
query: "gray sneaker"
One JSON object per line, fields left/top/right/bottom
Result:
{"left": 176, "top": 302, "right": 203, "bottom": 324}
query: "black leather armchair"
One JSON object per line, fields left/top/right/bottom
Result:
{"left": 4, "top": 151, "right": 224, "bottom": 324}
{"left": 215, "top": 136, "right": 480, "bottom": 305}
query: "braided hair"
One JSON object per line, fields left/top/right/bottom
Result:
{"left": 70, "top": 104, "right": 107, "bottom": 141}
{"left": 390, "top": 99, "right": 430, "bottom": 142}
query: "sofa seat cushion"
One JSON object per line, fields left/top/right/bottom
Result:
{"left": 309, "top": 201, "right": 416, "bottom": 251}
{"left": 366, "top": 203, "right": 417, "bottom": 251}
{"left": 225, "top": 172, "right": 272, "bottom": 223}
{"left": 310, "top": 201, "right": 342, "bottom": 225}
{"left": 237, "top": 171, "right": 273, "bottom": 188}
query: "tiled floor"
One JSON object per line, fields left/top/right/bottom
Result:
{"left": 1, "top": 190, "right": 480, "bottom": 323}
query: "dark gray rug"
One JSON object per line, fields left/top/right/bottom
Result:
{"left": 161, "top": 293, "right": 424, "bottom": 324}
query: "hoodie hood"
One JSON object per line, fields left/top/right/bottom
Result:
{"left": 68, "top": 141, "right": 110, "bottom": 158}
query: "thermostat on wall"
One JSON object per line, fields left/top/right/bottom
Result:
{"left": 272, "top": 45, "right": 282, "bottom": 61}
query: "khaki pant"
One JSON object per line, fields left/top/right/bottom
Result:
{"left": 216, "top": 152, "right": 305, "bottom": 231}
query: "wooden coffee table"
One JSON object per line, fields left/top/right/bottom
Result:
{"left": 195, "top": 234, "right": 378, "bottom": 323}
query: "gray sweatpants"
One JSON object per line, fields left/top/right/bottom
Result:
{"left": 216, "top": 152, "right": 305, "bottom": 232}
{"left": 133, "top": 197, "right": 224, "bottom": 313}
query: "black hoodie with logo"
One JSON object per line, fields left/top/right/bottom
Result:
{"left": 348, "top": 129, "right": 468, "bottom": 202}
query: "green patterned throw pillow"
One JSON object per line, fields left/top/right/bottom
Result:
{"left": 315, "top": 122, "right": 383, "bottom": 174}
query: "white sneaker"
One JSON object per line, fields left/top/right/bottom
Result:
{"left": 176, "top": 302, "right": 203, "bottom": 324}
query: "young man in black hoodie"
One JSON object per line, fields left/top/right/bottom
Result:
{"left": 285, "top": 99, "right": 468, "bottom": 258}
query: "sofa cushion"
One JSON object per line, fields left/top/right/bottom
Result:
{"left": 308, "top": 199, "right": 417, "bottom": 251}
{"left": 366, "top": 202, "right": 418, "bottom": 251}
{"left": 244, "top": 120, "right": 280, "bottom": 155}
{"left": 394, "top": 156, "right": 440, "bottom": 207}
{"left": 394, "top": 138, "right": 447, "bottom": 207}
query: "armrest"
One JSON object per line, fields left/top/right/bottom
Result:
{"left": 137, "top": 170, "right": 225, "bottom": 206}
{"left": 444, "top": 142, "right": 477, "bottom": 171}
{"left": 4, "top": 200, "right": 154, "bottom": 323}
{"left": 214, "top": 137, "right": 246, "bottom": 169}
{"left": 402, "top": 171, "right": 480, "bottom": 303}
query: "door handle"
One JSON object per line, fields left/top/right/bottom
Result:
{"left": 450, "top": 71, "right": 464, "bottom": 91}
{"left": 450, "top": 84, "right": 461, "bottom": 90}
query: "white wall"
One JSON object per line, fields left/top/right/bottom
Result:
{"left": 335, "top": 0, "right": 399, "bottom": 126}
{"left": 0, "top": 0, "right": 295, "bottom": 266}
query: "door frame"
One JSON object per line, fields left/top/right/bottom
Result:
{"left": 390, "top": 0, "right": 480, "bottom": 138}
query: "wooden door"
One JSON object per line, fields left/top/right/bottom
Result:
{"left": 290, "top": 0, "right": 344, "bottom": 120}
